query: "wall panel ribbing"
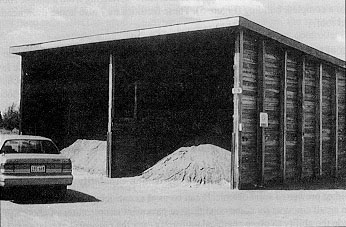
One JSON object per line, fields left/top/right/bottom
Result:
{"left": 240, "top": 34, "right": 258, "bottom": 184}
{"left": 263, "top": 43, "right": 282, "bottom": 181}
{"left": 285, "top": 53, "right": 299, "bottom": 179}
{"left": 302, "top": 59, "right": 317, "bottom": 177}
{"left": 322, "top": 66, "right": 333, "bottom": 176}
{"left": 337, "top": 70, "right": 346, "bottom": 176}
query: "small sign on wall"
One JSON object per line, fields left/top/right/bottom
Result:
{"left": 260, "top": 112, "right": 268, "bottom": 128}
{"left": 232, "top": 87, "right": 242, "bottom": 94}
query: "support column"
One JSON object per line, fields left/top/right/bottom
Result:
{"left": 280, "top": 50, "right": 288, "bottom": 182}
{"left": 333, "top": 68, "right": 339, "bottom": 177}
{"left": 316, "top": 63, "right": 323, "bottom": 176}
{"left": 257, "top": 39, "right": 266, "bottom": 186}
{"left": 232, "top": 29, "right": 243, "bottom": 189}
{"left": 297, "top": 56, "right": 306, "bottom": 178}
{"left": 19, "top": 57, "right": 24, "bottom": 135}
{"left": 107, "top": 54, "right": 115, "bottom": 178}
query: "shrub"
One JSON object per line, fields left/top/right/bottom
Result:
{"left": 3, "top": 103, "right": 20, "bottom": 130}
{"left": 0, "top": 111, "right": 3, "bottom": 128}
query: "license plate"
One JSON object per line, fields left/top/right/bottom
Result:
{"left": 31, "top": 165, "right": 45, "bottom": 173}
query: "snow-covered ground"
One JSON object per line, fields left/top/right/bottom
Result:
{"left": 2, "top": 139, "right": 346, "bottom": 226}
{"left": 2, "top": 169, "right": 346, "bottom": 227}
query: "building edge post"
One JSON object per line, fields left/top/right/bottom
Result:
{"left": 333, "top": 68, "right": 339, "bottom": 178}
{"left": 19, "top": 56, "right": 24, "bottom": 135}
{"left": 315, "top": 63, "right": 323, "bottom": 176}
{"left": 232, "top": 29, "right": 243, "bottom": 189}
{"left": 107, "top": 54, "right": 114, "bottom": 178}
{"left": 280, "top": 50, "right": 288, "bottom": 182}
{"left": 257, "top": 39, "right": 266, "bottom": 186}
{"left": 297, "top": 56, "right": 306, "bottom": 179}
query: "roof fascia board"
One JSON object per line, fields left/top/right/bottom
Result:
{"left": 9, "top": 17, "right": 240, "bottom": 54}
{"left": 239, "top": 17, "right": 345, "bottom": 68}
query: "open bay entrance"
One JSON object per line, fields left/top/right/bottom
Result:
{"left": 108, "top": 28, "right": 235, "bottom": 177}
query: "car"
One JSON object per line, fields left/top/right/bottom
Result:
{"left": 0, "top": 134, "right": 73, "bottom": 198}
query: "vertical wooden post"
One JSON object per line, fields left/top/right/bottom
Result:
{"left": 333, "top": 68, "right": 339, "bottom": 177}
{"left": 297, "top": 56, "right": 306, "bottom": 178}
{"left": 280, "top": 50, "right": 288, "bottom": 182}
{"left": 107, "top": 54, "right": 115, "bottom": 178}
{"left": 257, "top": 39, "right": 266, "bottom": 186}
{"left": 238, "top": 30, "right": 244, "bottom": 187}
{"left": 134, "top": 81, "right": 138, "bottom": 120}
{"left": 316, "top": 63, "right": 323, "bottom": 176}
{"left": 19, "top": 57, "right": 24, "bottom": 135}
{"left": 232, "top": 29, "right": 243, "bottom": 189}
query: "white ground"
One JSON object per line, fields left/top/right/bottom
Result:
{"left": 1, "top": 169, "right": 346, "bottom": 227}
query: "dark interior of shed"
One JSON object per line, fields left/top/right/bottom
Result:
{"left": 21, "top": 27, "right": 235, "bottom": 177}
{"left": 111, "top": 28, "right": 235, "bottom": 176}
{"left": 22, "top": 49, "right": 109, "bottom": 146}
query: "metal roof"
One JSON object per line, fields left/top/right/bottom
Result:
{"left": 9, "top": 16, "right": 345, "bottom": 68}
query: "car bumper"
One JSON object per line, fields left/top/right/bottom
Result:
{"left": 0, "top": 174, "right": 73, "bottom": 187}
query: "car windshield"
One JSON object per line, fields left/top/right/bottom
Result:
{"left": 0, "top": 140, "right": 60, "bottom": 154}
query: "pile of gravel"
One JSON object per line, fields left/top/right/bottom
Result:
{"left": 60, "top": 139, "right": 106, "bottom": 176}
{"left": 142, "top": 144, "right": 232, "bottom": 184}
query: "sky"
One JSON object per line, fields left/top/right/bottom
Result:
{"left": 0, "top": 0, "right": 345, "bottom": 113}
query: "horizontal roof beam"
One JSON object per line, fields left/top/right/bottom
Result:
{"left": 10, "top": 17, "right": 240, "bottom": 54}
{"left": 9, "top": 16, "right": 345, "bottom": 69}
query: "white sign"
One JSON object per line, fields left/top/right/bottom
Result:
{"left": 232, "top": 87, "right": 242, "bottom": 94}
{"left": 260, "top": 112, "right": 268, "bottom": 128}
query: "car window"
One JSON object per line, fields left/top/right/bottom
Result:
{"left": 42, "top": 140, "right": 60, "bottom": 154}
{"left": 0, "top": 140, "right": 60, "bottom": 154}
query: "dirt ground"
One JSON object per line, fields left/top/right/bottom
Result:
{"left": 1, "top": 170, "right": 346, "bottom": 227}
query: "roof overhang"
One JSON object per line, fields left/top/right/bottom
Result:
{"left": 9, "top": 16, "right": 345, "bottom": 69}
{"left": 10, "top": 17, "right": 240, "bottom": 54}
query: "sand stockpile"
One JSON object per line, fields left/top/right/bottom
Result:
{"left": 60, "top": 139, "right": 107, "bottom": 176}
{"left": 142, "top": 144, "right": 232, "bottom": 184}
